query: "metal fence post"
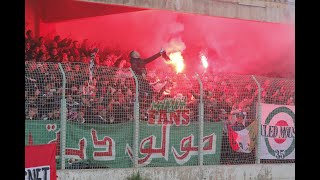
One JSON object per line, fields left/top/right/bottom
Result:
{"left": 252, "top": 75, "right": 261, "bottom": 164}
{"left": 129, "top": 68, "right": 139, "bottom": 168}
{"left": 195, "top": 73, "right": 204, "bottom": 166}
{"left": 58, "top": 63, "right": 67, "bottom": 169}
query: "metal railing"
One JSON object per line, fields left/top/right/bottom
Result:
{"left": 25, "top": 61, "right": 295, "bottom": 169}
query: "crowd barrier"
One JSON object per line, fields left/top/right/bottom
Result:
{"left": 25, "top": 62, "right": 295, "bottom": 169}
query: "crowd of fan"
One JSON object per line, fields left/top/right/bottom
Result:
{"left": 25, "top": 30, "right": 131, "bottom": 68}
{"left": 25, "top": 30, "right": 295, "bottom": 165}
{"left": 25, "top": 30, "right": 295, "bottom": 132}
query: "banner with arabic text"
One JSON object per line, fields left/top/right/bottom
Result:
{"left": 25, "top": 120, "right": 222, "bottom": 168}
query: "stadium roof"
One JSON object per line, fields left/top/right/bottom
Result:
{"left": 34, "top": 0, "right": 147, "bottom": 23}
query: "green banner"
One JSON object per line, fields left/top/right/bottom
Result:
{"left": 25, "top": 120, "right": 222, "bottom": 168}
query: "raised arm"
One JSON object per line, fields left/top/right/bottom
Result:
{"left": 142, "top": 52, "right": 162, "bottom": 64}
{"left": 143, "top": 48, "right": 166, "bottom": 64}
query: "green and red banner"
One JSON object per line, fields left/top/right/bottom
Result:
{"left": 25, "top": 144, "right": 56, "bottom": 180}
{"left": 25, "top": 120, "right": 223, "bottom": 168}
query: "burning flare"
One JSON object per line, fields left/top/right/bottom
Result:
{"left": 165, "top": 52, "right": 185, "bottom": 74}
{"left": 201, "top": 55, "right": 208, "bottom": 69}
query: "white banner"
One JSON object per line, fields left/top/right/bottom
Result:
{"left": 260, "top": 103, "right": 295, "bottom": 159}
{"left": 25, "top": 165, "right": 50, "bottom": 180}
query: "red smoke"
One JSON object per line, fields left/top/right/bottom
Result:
{"left": 37, "top": 9, "right": 294, "bottom": 77}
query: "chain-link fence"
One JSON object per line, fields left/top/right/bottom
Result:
{"left": 132, "top": 71, "right": 202, "bottom": 167}
{"left": 25, "top": 62, "right": 295, "bottom": 169}
{"left": 254, "top": 75, "right": 295, "bottom": 164}
{"left": 60, "top": 62, "right": 135, "bottom": 169}
{"left": 25, "top": 62, "right": 64, "bottom": 168}
{"left": 199, "top": 74, "right": 260, "bottom": 165}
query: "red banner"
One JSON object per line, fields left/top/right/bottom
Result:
{"left": 25, "top": 144, "right": 57, "bottom": 180}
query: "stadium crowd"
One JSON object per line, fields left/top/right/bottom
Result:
{"left": 25, "top": 29, "right": 295, "bottom": 128}
{"left": 25, "top": 29, "right": 295, "bottom": 165}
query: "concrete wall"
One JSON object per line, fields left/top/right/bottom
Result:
{"left": 81, "top": 0, "right": 295, "bottom": 24}
{"left": 57, "top": 163, "right": 295, "bottom": 180}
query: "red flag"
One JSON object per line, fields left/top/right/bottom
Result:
{"left": 25, "top": 144, "right": 57, "bottom": 180}
{"left": 228, "top": 125, "right": 240, "bottom": 152}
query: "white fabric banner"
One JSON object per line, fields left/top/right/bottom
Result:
{"left": 260, "top": 103, "right": 295, "bottom": 159}
{"left": 25, "top": 165, "right": 50, "bottom": 180}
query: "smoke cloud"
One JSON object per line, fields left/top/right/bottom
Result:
{"left": 40, "top": 7, "right": 294, "bottom": 77}
{"left": 164, "top": 37, "right": 186, "bottom": 53}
